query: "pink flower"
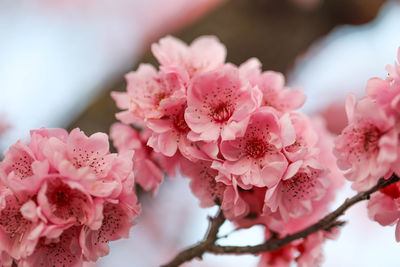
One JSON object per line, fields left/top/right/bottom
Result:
{"left": 37, "top": 176, "right": 96, "bottom": 227}
{"left": 112, "top": 64, "right": 186, "bottom": 124}
{"left": 110, "top": 123, "right": 163, "bottom": 194}
{"left": 366, "top": 49, "right": 400, "bottom": 118}
{"left": 258, "top": 240, "right": 296, "bottom": 267}
{"left": 185, "top": 65, "right": 262, "bottom": 141}
{"left": 19, "top": 226, "right": 83, "bottom": 267}
{"left": 284, "top": 117, "right": 344, "bottom": 231}
{"left": 265, "top": 159, "right": 330, "bottom": 221}
{"left": 180, "top": 158, "right": 226, "bottom": 208}
{"left": 151, "top": 35, "right": 226, "bottom": 77}
{"left": 0, "top": 192, "right": 42, "bottom": 260}
{"left": 0, "top": 127, "right": 140, "bottom": 265}
{"left": 0, "top": 141, "right": 49, "bottom": 196}
{"left": 220, "top": 185, "right": 249, "bottom": 221}
{"left": 239, "top": 58, "right": 306, "bottom": 112}
{"left": 295, "top": 231, "right": 325, "bottom": 267}
{"left": 334, "top": 95, "right": 397, "bottom": 191}
{"left": 215, "top": 107, "right": 288, "bottom": 187}
{"left": 283, "top": 113, "right": 319, "bottom": 162}
{"left": 368, "top": 183, "right": 400, "bottom": 242}
{"left": 258, "top": 231, "right": 329, "bottom": 267}
{"left": 80, "top": 201, "right": 139, "bottom": 262}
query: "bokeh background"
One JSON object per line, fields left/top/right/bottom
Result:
{"left": 1, "top": 0, "right": 400, "bottom": 266}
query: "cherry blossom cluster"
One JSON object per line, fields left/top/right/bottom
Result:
{"left": 112, "top": 35, "right": 344, "bottom": 265}
{"left": 0, "top": 128, "right": 140, "bottom": 266}
{"left": 335, "top": 49, "right": 400, "bottom": 241}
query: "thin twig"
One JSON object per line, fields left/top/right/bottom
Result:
{"left": 162, "top": 174, "right": 399, "bottom": 266}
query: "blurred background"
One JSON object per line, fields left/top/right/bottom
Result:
{"left": 1, "top": 0, "right": 400, "bottom": 266}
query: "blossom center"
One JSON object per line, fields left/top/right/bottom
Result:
{"left": 346, "top": 123, "right": 381, "bottom": 156}
{"left": 211, "top": 102, "right": 233, "bottom": 123}
{"left": 172, "top": 110, "right": 190, "bottom": 133}
{"left": 49, "top": 183, "right": 71, "bottom": 206}
{"left": 245, "top": 138, "right": 268, "bottom": 159}
{"left": 362, "top": 128, "right": 380, "bottom": 152}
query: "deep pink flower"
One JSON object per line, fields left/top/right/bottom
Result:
{"left": 239, "top": 58, "right": 305, "bottom": 112}
{"left": 215, "top": 107, "right": 289, "bottom": 187}
{"left": 368, "top": 182, "right": 400, "bottom": 242}
{"left": 151, "top": 35, "right": 226, "bottom": 77}
{"left": 334, "top": 95, "right": 397, "bottom": 191}
{"left": 185, "top": 65, "right": 262, "bottom": 141}
{"left": 258, "top": 230, "right": 330, "bottom": 267}
{"left": 258, "top": 239, "right": 296, "bottom": 267}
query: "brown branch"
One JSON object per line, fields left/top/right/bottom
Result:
{"left": 162, "top": 174, "right": 399, "bottom": 266}
{"left": 161, "top": 209, "right": 226, "bottom": 267}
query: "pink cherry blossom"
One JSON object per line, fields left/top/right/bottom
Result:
{"left": 334, "top": 95, "right": 397, "bottom": 191}
{"left": 366, "top": 49, "right": 400, "bottom": 118}
{"left": 0, "top": 192, "right": 42, "bottom": 260}
{"left": 185, "top": 65, "right": 262, "bottom": 141}
{"left": 216, "top": 107, "right": 288, "bottom": 187}
{"left": 146, "top": 97, "right": 190, "bottom": 156}
{"left": 112, "top": 64, "right": 186, "bottom": 124}
{"left": 258, "top": 239, "right": 296, "bottom": 267}
{"left": 220, "top": 185, "right": 249, "bottom": 221}
{"left": 0, "top": 141, "right": 48, "bottom": 196}
{"left": 80, "top": 201, "right": 138, "bottom": 262}
{"left": 283, "top": 113, "right": 319, "bottom": 162}
{"left": 239, "top": 58, "right": 306, "bottom": 112}
{"left": 37, "top": 176, "right": 95, "bottom": 227}
{"left": 295, "top": 231, "right": 325, "bottom": 267}
{"left": 180, "top": 158, "right": 226, "bottom": 208}
{"left": 110, "top": 123, "right": 163, "bottom": 194}
{"left": 0, "top": 127, "right": 140, "bottom": 265}
{"left": 368, "top": 182, "right": 400, "bottom": 242}
{"left": 19, "top": 226, "right": 83, "bottom": 267}
{"left": 151, "top": 35, "right": 226, "bottom": 77}
{"left": 265, "top": 159, "right": 330, "bottom": 221}
{"left": 258, "top": 230, "right": 330, "bottom": 267}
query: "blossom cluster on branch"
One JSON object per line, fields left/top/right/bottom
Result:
{"left": 111, "top": 36, "right": 346, "bottom": 266}
{"left": 0, "top": 128, "right": 140, "bottom": 266}
{"left": 1, "top": 35, "right": 400, "bottom": 267}
{"left": 334, "top": 49, "right": 400, "bottom": 241}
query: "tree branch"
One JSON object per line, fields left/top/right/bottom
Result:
{"left": 161, "top": 209, "right": 225, "bottom": 267}
{"left": 162, "top": 174, "right": 399, "bottom": 266}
